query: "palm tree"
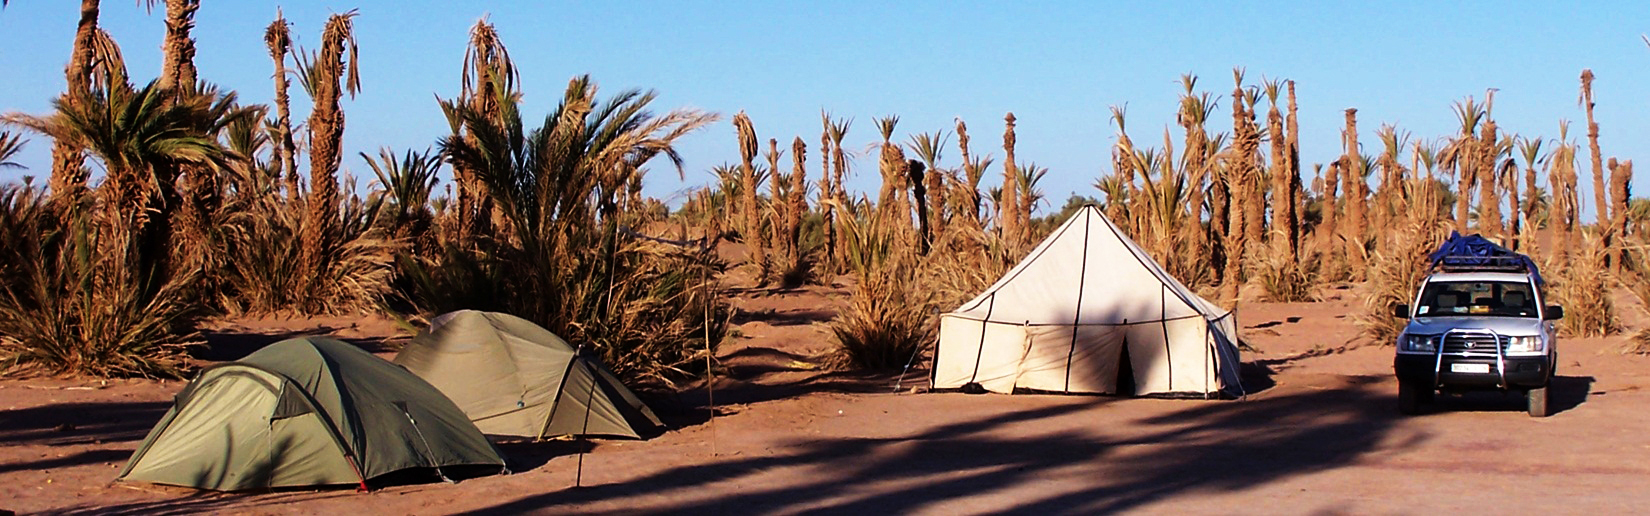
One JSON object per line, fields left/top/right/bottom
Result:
{"left": 1442, "top": 98, "right": 1485, "bottom": 232}
{"left": 263, "top": 9, "right": 299, "bottom": 203}
{"left": 732, "top": 111, "right": 765, "bottom": 281}
{"left": 296, "top": 11, "right": 362, "bottom": 302}
{"left": 1263, "top": 78, "right": 1293, "bottom": 261}
{"left": 362, "top": 147, "right": 440, "bottom": 246}
{"left": 47, "top": 0, "right": 104, "bottom": 215}
{"left": 150, "top": 0, "right": 200, "bottom": 92}
{"left": 0, "top": 131, "right": 25, "bottom": 170}
{"left": 1340, "top": 108, "right": 1366, "bottom": 279}
{"left": 1, "top": 76, "right": 237, "bottom": 376}
{"left": 1516, "top": 136, "right": 1546, "bottom": 254}
{"left": 435, "top": 75, "right": 721, "bottom": 382}
{"left": 908, "top": 130, "right": 948, "bottom": 245}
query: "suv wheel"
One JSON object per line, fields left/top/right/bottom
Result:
{"left": 1398, "top": 380, "right": 1425, "bottom": 415}
{"left": 1527, "top": 385, "right": 1550, "bottom": 417}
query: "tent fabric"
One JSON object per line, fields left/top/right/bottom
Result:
{"left": 119, "top": 337, "right": 505, "bottom": 491}
{"left": 932, "top": 205, "right": 1244, "bottom": 397}
{"left": 394, "top": 310, "right": 663, "bottom": 439}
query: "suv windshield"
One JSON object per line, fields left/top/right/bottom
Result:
{"left": 1416, "top": 280, "right": 1537, "bottom": 317}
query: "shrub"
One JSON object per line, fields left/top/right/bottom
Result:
{"left": 1552, "top": 233, "right": 1617, "bottom": 337}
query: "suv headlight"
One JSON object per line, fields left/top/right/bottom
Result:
{"left": 1506, "top": 335, "right": 1544, "bottom": 354}
{"left": 1401, "top": 334, "right": 1437, "bottom": 352}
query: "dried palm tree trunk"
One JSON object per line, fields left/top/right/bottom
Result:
{"left": 956, "top": 118, "right": 978, "bottom": 226}
{"left": 1286, "top": 81, "right": 1303, "bottom": 261}
{"left": 1549, "top": 128, "right": 1579, "bottom": 268}
{"left": 1266, "top": 82, "right": 1290, "bottom": 260}
{"left": 999, "top": 113, "right": 1021, "bottom": 245}
{"left": 457, "top": 19, "right": 516, "bottom": 244}
{"left": 733, "top": 112, "right": 766, "bottom": 282}
{"left": 1240, "top": 91, "right": 1266, "bottom": 277}
{"left": 924, "top": 149, "right": 946, "bottom": 243}
{"left": 1477, "top": 120, "right": 1503, "bottom": 240}
{"left": 909, "top": 159, "right": 931, "bottom": 255}
{"left": 49, "top": 0, "right": 102, "bottom": 217}
{"left": 157, "top": 0, "right": 199, "bottom": 91}
{"left": 818, "top": 114, "right": 835, "bottom": 270}
{"left": 828, "top": 117, "right": 850, "bottom": 271}
{"left": 1582, "top": 69, "right": 1606, "bottom": 229}
{"left": 1506, "top": 156, "right": 1522, "bottom": 250}
{"left": 1521, "top": 143, "right": 1541, "bottom": 257}
{"left": 1610, "top": 159, "right": 1632, "bottom": 274}
{"left": 1343, "top": 108, "right": 1367, "bottom": 279}
{"left": 1321, "top": 162, "right": 1341, "bottom": 277}
{"left": 788, "top": 137, "right": 807, "bottom": 272}
{"left": 299, "top": 11, "right": 360, "bottom": 296}
{"left": 264, "top": 10, "right": 300, "bottom": 203}
{"left": 765, "top": 138, "right": 784, "bottom": 273}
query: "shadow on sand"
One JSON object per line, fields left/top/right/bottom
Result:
{"left": 457, "top": 382, "right": 1414, "bottom": 514}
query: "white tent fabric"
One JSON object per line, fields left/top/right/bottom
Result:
{"left": 932, "top": 206, "right": 1244, "bottom": 397}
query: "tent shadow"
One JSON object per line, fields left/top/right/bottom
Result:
{"left": 491, "top": 439, "right": 589, "bottom": 473}
{"left": 195, "top": 329, "right": 400, "bottom": 362}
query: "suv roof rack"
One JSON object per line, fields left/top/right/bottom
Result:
{"left": 1427, "top": 231, "right": 1543, "bottom": 285}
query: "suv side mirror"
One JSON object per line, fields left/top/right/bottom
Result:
{"left": 1544, "top": 305, "right": 1564, "bottom": 320}
{"left": 1393, "top": 304, "right": 1410, "bottom": 319}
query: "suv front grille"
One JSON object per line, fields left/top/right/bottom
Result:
{"left": 1441, "top": 333, "right": 1505, "bottom": 355}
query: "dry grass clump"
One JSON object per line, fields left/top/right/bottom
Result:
{"left": 1552, "top": 233, "right": 1617, "bottom": 337}
{"left": 827, "top": 211, "right": 936, "bottom": 370}
{"left": 1254, "top": 242, "right": 1318, "bottom": 302}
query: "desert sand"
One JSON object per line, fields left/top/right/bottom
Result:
{"left": 4, "top": 283, "right": 1649, "bottom": 515}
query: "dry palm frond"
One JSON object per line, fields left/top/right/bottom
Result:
{"left": 0, "top": 131, "right": 26, "bottom": 170}
{"left": 1354, "top": 216, "right": 1447, "bottom": 344}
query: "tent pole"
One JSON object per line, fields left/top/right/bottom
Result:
{"left": 1063, "top": 213, "right": 1093, "bottom": 393}
{"left": 574, "top": 353, "right": 599, "bottom": 488}
{"left": 1161, "top": 285, "right": 1172, "bottom": 392}
{"left": 966, "top": 293, "right": 997, "bottom": 385}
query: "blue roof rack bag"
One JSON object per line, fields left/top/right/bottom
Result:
{"left": 1426, "top": 231, "right": 1544, "bottom": 285}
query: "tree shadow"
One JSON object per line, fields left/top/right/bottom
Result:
{"left": 729, "top": 307, "right": 837, "bottom": 327}
{"left": 0, "top": 448, "right": 128, "bottom": 474}
{"left": 0, "top": 401, "right": 171, "bottom": 446}
{"left": 194, "top": 329, "right": 400, "bottom": 362}
{"left": 455, "top": 385, "right": 1409, "bottom": 514}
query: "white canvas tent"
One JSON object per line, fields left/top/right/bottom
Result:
{"left": 932, "top": 205, "right": 1244, "bottom": 397}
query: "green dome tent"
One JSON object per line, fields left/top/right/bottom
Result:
{"left": 394, "top": 310, "right": 663, "bottom": 440}
{"left": 118, "top": 337, "right": 505, "bottom": 491}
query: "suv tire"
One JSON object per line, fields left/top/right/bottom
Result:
{"left": 1399, "top": 380, "right": 1425, "bottom": 415}
{"left": 1527, "top": 385, "right": 1550, "bottom": 417}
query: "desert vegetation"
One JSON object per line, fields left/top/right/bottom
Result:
{"left": 2, "top": 4, "right": 1648, "bottom": 384}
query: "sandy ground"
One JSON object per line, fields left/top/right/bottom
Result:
{"left": 4, "top": 282, "right": 1650, "bottom": 515}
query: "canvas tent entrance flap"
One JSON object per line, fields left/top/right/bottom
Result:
{"left": 932, "top": 206, "right": 1243, "bottom": 397}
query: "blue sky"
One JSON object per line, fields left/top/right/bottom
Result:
{"left": 3, "top": 1, "right": 1648, "bottom": 215}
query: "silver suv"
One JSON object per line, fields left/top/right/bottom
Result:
{"left": 1392, "top": 238, "right": 1562, "bottom": 417}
